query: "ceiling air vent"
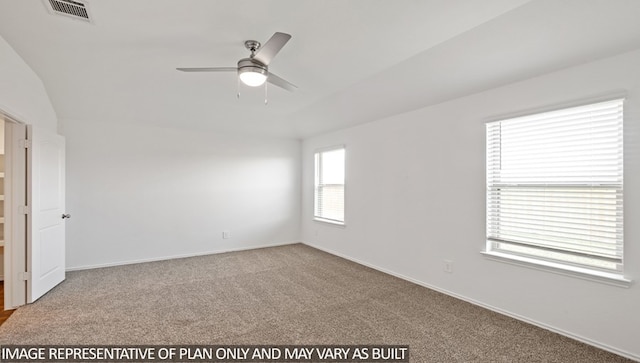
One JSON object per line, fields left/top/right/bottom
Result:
{"left": 45, "top": 0, "right": 92, "bottom": 22}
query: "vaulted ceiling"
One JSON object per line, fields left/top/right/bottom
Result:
{"left": 1, "top": 0, "right": 640, "bottom": 138}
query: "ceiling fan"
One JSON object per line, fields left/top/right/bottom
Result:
{"left": 177, "top": 32, "right": 297, "bottom": 92}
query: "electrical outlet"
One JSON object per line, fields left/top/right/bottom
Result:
{"left": 444, "top": 260, "right": 454, "bottom": 273}
{"left": 222, "top": 230, "right": 231, "bottom": 239}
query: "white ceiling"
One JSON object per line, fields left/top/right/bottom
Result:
{"left": 1, "top": 0, "right": 640, "bottom": 139}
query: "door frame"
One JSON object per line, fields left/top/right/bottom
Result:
{"left": 1, "top": 111, "right": 27, "bottom": 310}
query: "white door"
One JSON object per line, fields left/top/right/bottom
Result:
{"left": 27, "top": 126, "right": 66, "bottom": 303}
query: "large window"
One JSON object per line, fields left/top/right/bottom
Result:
{"left": 314, "top": 146, "right": 345, "bottom": 225}
{"left": 486, "top": 99, "right": 624, "bottom": 275}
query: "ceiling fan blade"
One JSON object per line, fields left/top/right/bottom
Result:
{"left": 253, "top": 32, "right": 291, "bottom": 65}
{"left": 268, "top": 72, "right": 297, "bottom": 92}
{"left": 176, "top": 67, "right": 236, "bottom": 72}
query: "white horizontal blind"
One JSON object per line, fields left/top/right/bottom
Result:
{"left": 486, "top": 99, "right": 623, "bottom": 272}
{"left": 314, "top": 147, "right": 345, "bottom": 224}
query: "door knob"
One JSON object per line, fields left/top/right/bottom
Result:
{"left": 62, "top": 214, "right": 71, "bottom": 219}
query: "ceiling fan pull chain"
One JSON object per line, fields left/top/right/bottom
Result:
{"left": 237, "top": 77, "right": 241, "bottom": 99}
{"left": 264, "top": 81, "right": 268, "bottom": 105}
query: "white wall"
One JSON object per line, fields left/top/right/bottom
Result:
{"left": 0, "top": 34, "right": 57, "bottom": 130}
{"left": 65, "top": 119, "right": 301, "bottom": 269}
{"left": 302, "top": 49, "right": 640, "bottom": 360}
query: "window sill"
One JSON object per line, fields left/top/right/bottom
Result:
{"left": 313, "top": 218, "right": 345, "bottom": 227}
{"left": 481, "top": 251, "right": 632, "bottom": 288}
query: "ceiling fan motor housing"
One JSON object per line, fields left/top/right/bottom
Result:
{"left": 237, "top": 58, "right": 267, "bottom": 73}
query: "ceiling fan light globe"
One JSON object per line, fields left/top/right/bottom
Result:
{"left": 239, "top": 67, "right": 268, "bottom": 87}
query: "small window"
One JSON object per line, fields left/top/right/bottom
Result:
{"left": 314, "top": 146, "right": 345, "bottom": 225}
{"left": 486, "top": 99, "right": 624, "bottom": 275}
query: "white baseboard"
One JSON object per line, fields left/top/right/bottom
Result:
{"left": 66, "top": 241, "right": 300, "bottom": 272}
{"left": 302, "top": 242, "right": 640, "bottom": 362}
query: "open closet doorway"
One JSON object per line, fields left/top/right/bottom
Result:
{"left": 0, "top": 119, "right": 5, "bottom": 281}
{"left": 0, "top": 117, "right": 8, "bottom": 321}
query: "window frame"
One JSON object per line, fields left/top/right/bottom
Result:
{"left": 483, "top": 98, "right": 630, "bottom": 287}
{"left": 313, "top": 145, "right": 346, "bottom": 226}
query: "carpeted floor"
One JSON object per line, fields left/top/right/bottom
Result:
{"left": 0, "top": 244, "right": 632, "bottom": 362}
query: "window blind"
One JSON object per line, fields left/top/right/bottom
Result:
{"left": 314, "top": 147, "right": 345, "bottom": 224}
{"left": 486, "top": 99, "right": 623, "bottom": 272}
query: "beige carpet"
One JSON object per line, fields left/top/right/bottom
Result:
{"left": 0, "top": 244, "right": 632, "bottom": 362}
